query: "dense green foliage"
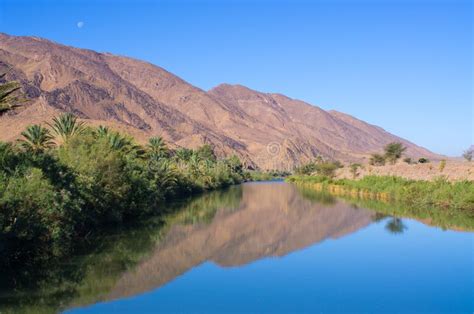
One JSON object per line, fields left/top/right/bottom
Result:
{"left": 287, "top": 175, "right": 474, "bottom": 212}
{"left": 245, "top": 169, "right": 290, "bottom": 181}
{"left": 0, "top": 115, "right": 245, "bottom": 269}
{"left": 0, "top": 186, "right": 243, "bottom": 313}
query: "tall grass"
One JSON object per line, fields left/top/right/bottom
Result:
{"left": 287, "top": 175, "right": 474, "bottom": 212}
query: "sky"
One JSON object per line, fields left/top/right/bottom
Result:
{"left": 0, "top": 0, "right": 472, "bottom": 156}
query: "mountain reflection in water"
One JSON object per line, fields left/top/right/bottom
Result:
{"left": 106, "top": 182, "right": 374, "bottom": 301}
{"left": 3, "top": 181, "right": 472, "bottom": 314}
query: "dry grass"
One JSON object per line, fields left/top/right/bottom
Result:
{"left": 337, "top": 160, "right": 473, "bottom": 182}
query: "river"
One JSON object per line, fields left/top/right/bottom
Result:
{"left": 1, "top": 181, "right": 472, "bottom": 313}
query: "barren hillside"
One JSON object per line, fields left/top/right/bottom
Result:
{"left": 0, "top": 33, "right": 441, "bottom": 169}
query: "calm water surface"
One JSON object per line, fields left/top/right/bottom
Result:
{"left": 2, "top": 182, "right": 473, "bottom": 313}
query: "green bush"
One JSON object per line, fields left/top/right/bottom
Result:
{"left": 0, "top": 115, "right": 246, "bottom": 269}
{"left": 294, "top": 161, "right": 318, "bottom": 175}
{"left": 294, "top": 159, "right": 342, "bottom": 177}
{"left": 315, "top": 161, "right": 342, "bottom": 178}
{"left": 418, "top": 157, "right": 429, "bottom": 163}
{"left": 369, "top": 153, "right": 386, "bottom": 166}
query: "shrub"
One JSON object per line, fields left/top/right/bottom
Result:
{"left": 0, "top": 116, "right": 248, "bottom": 269}
{"left": 57, "top": 133, "right": 134, "bottom": 223}
{"left": 418, "top": 157, "right": 429, "bottom": 164}
{"left": 315, "top": 161, "right": 342, "bottom": 178}
{"left": 294, "top": 161, "right": 318, "bottom": 175}
{"left": 403, "top": 157, "right": 412, "bottom": 164}
{"left": 369, "top": 153, "right": 386, "bottom": 166}
{"left": 439, "top": 160, "right": 446, "bottom": 172}
{"left": 350, "top": 163, "right": 362, "bottom": 179}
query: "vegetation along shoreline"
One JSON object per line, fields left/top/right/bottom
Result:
{"left": 287, "top": 175, "right": 474, "bottom": 229}
{"left": 0, "top": 112, "right": 253, "bottom": 271}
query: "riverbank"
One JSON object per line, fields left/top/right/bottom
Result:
{"left": 0, "top": 114, "right": 247, "bottom": 270}
{"left": 287, "top": 175, "right": 474, "bottom": 212}
{"left": 3, "top": 181, "right": 472, "bottom": 313}
{"left": 0, "top": 187, "right": 243, "bottom": 313}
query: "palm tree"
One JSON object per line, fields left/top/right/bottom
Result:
{"left": 147, "top": 137, "right": 169, "bottom": 160}
{"left": 104, "top": 130, "right": 144, "bottom": 157}
{"left": 106, "top": 131, "right": 131, "bottom": 151}
{"left": 188, "top": 153, "right": 211, "bottom": 181}
{"left": 149, "top": 159, "right": 178, "bottom": 198}
{"left": 48, "top": 113, "right": 85, "bottom": 142}
{"left": 95, "top": 125, "right": 110, "bottom": 138}
{"left": 18, "top": 124, "right": 55, "bottom": 153}
{"left": 0, "top": 73, "right": 23, "bottom": 116}
{"left": 174, "top": 148, "right": 193, "bottom": 162}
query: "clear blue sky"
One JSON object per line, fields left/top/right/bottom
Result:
{"left": 1, "top": 0, "right": 472, "bottom": 156}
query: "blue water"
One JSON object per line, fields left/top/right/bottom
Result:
{"left": 64, "top": 182, "right": 473, "bottom": 314}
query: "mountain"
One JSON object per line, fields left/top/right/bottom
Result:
{"left": 0, "top": 33, "right": 440, "bottom": 169}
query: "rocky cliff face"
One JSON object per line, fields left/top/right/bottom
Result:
{"left": 0, "top": 33, "right": 440, "bottom": 169}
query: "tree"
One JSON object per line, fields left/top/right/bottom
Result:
{"left": 147, "top": 137, "right": 169, "bottom": 160}
{"left": 0, "top": 73, "right": 23, "bottom": 116}
{"left": 384, "top": 142, "right": 407, "bottom": 165}
{"left": 174, "top": 148, "right": 194, "bottom": 162}
{"left": 225, "top": 155, "right": 243, "bottom": 175}
{"left": 0, "top": 142, "right": 17, "bottom": 174}
{"left": 349, "top": 163, "right": 362, "bottom": 179}
{"left": 463, "top": 147, "right": 473, "bottom": 162}
{"left": 147, "top": 158, "right": 178, "bottom": 199}
{"left": 196, "top": 144, "right": 217, "bottom": 162}
{"left": 314, "top": 161, "right": 342, "bottom": 178}
{"left": 385, "top": 218, "right": 407, "bottom": 234}
{"left": 369, "top": 153, "right": 386, "bottom": 166}
{"left": 18, "top": 124, "right": 55, "bottom": 153}
{"left": 48, "top": 113, "right": 85, "bottom": 142}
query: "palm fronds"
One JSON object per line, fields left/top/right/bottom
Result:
{"left": 18, "top": 124, "right": 55, "bottom": 153}
{"left": 0, "top": 73, "right": 24, "bottom": 115}
{"left": 48, "top": 113, "right": 86, "bottom": 142}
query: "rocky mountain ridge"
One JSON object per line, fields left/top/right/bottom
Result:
{"left": 0, "top": 33, "right": 440, "bottom": 169}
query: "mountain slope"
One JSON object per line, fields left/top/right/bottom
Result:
{"left": 0, "top": 33, "right": 440, "bottom": 169}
